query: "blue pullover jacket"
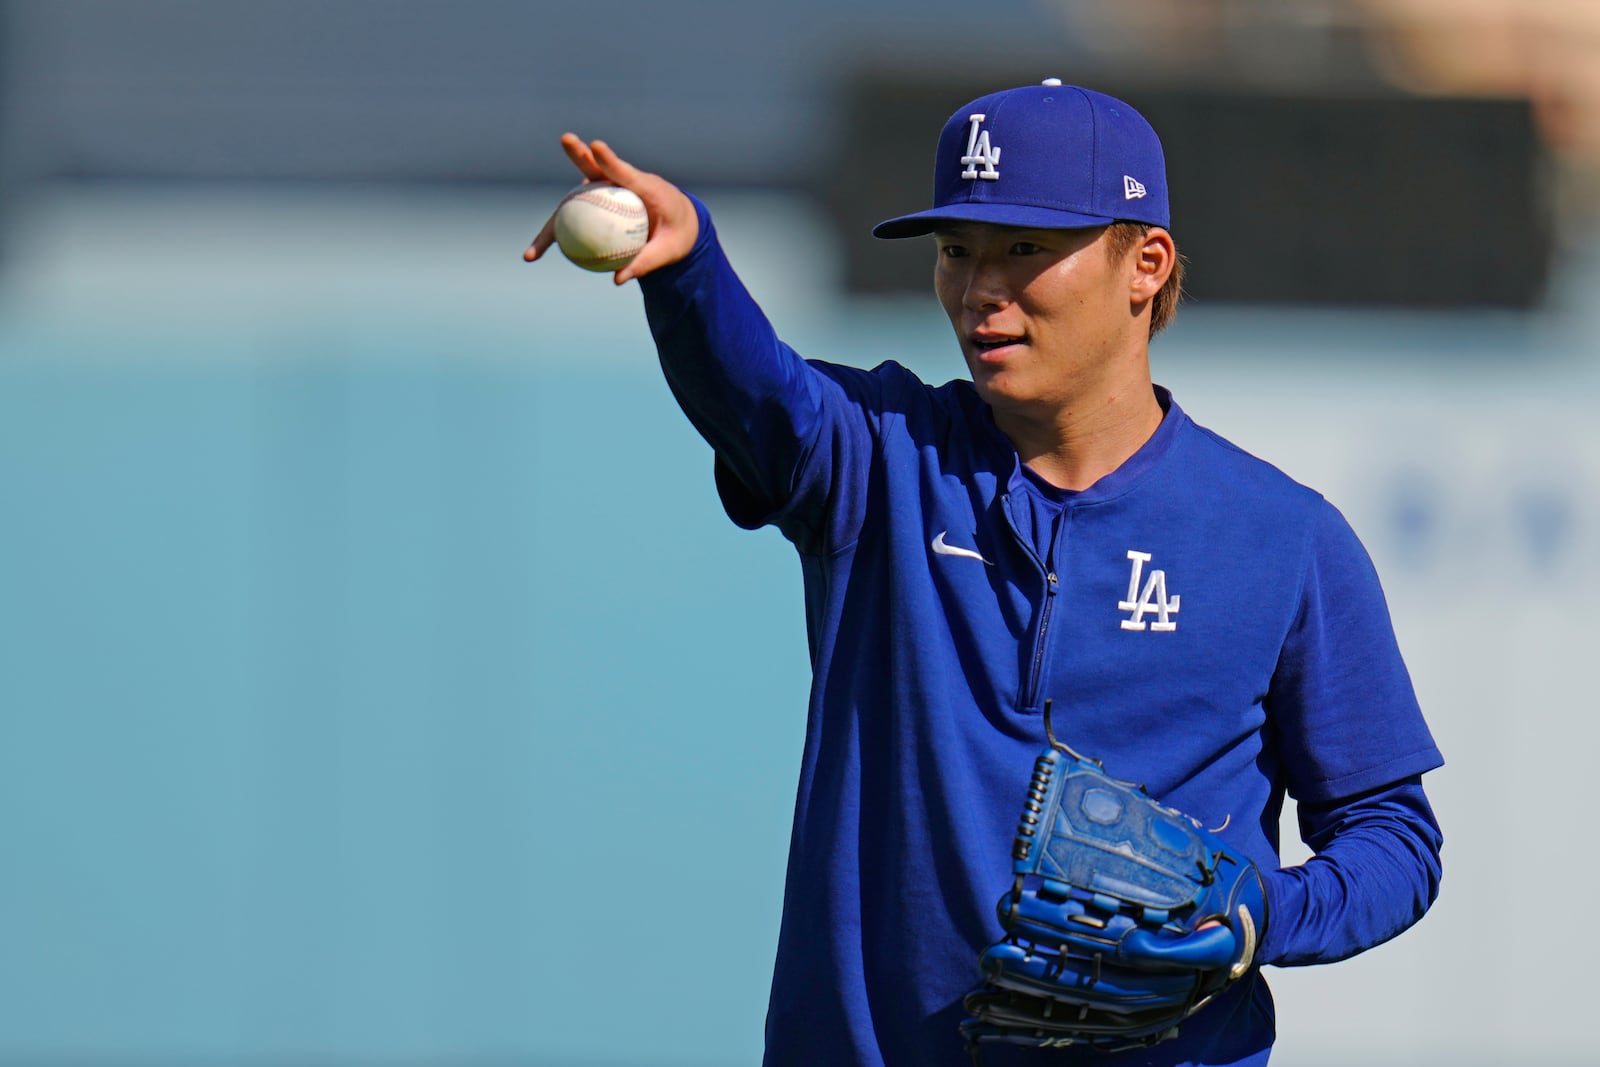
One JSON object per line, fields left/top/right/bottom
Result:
{"left": 639, "top": 198, "right": 1444, "bottom": 1067}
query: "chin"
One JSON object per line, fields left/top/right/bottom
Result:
{"left": 970, "top": 374, "right": 1027, "bottom": 412}
{"left": 966, "top": 379, "right": 1030, "bottom": 422}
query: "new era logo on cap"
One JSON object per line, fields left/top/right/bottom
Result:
{"left": 873, "top": 79, "right": 1170, "bottom": 239}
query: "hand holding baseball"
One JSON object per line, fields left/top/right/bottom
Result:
{"left": 523, "top": 134, "right": 699, "bottom": 284}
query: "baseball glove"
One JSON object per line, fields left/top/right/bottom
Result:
{"left": 960, "top": 702, "right": 1266, "bottom": 1058}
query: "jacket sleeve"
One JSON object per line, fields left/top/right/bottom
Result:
{"left": 1257, "top": 499, "right": 1445, "bottom": 966}
{"left": 1260, "top": 775, "right": 1443, "bottom": 966}
{"left": 637, "top": 194, "right": 873, "bottom": 553}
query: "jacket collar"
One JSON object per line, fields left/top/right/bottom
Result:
{"left": 979, "top": 384, "right": 1186, "bottom": 506}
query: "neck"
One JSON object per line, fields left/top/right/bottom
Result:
{"left": 994, "top": 380, "right": 1164, "bottom": 492}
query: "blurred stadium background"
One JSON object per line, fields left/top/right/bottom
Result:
{"left": 1, "top": 1, "right": 1596, "bottom": 1064}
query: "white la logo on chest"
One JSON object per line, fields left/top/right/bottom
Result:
{"left": 1119, "top": 550, "right": 1179, "bottom": 631}
{"left": 961, "top": 114, "right": 1001, "bottom": 181}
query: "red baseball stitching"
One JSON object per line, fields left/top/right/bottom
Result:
{"left": 571, "top": 247, "right": 638, "bottom": 266}
{"left": 568, "top": 187, "right": 646, "bottom": 221}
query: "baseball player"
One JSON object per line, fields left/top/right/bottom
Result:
{"left": 525, "top": 81, "right": 1443, "bottom": 1067}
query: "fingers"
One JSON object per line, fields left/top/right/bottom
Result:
{"left": 523, "top": 132, "right": 600, "bottom": 262}
{"left": 524, "top": 132, "right": 622, "bottom": 262}
{"left": 559, "top": 132, "right": 607, "bottom": 182}
{"left": 588, "top": 140, "right": 644, "bottom": 191}
{"left": 523, "top": 213, "right": 557, "bottom": 262}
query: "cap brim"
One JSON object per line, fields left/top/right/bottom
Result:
{"left": 872, "top": 202, "right": 1116, "bottom": 240}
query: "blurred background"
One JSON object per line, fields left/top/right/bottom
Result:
{"left": 0, "top": 1, "right": 1595, "bottom": 1064}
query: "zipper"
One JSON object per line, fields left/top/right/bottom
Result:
{"left": 1002, "top": 491, "right": 1067, "bottom": 712}
{"left": 1025, "top": 569, "right": 1060, "bottom": 710}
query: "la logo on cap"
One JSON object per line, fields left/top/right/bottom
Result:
{"left": 961, "top": 114, "right": 1001, "bottom": 181}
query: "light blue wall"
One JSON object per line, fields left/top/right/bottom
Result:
{"left": 0, "top": 358, "right": 818, "bottom": 1064}
{"left": 0, "top": 190, "right": 813, "bottom": 1063}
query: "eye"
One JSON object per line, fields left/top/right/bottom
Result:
{"left": 938, "top": 243, "right": 969, "bottom": 259}
{"left": 1010, "top": 241, "right": 1044, "bottom": 256}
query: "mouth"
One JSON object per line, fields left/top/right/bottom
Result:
{"left": 969, "top": 333, "right": 1026, "bottom": 362}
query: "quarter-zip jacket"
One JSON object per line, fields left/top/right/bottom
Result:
{"left": 639, "top": 198, "right": 1443, "bottom": 1067}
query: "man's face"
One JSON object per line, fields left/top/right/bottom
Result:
{"left": 933, "top": 222, "right": 1138, "bottom": 415}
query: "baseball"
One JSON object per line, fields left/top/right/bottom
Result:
{"left": 553, "top": 181, "right": 649, "bottom": 272}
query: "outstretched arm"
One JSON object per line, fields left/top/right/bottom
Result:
{"left": 522, "top": 135, "right": 871, "bottom": 552}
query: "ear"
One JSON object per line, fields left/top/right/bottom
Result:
{"left": 1129, "top": 227, "right": 1176, "bottom": 305}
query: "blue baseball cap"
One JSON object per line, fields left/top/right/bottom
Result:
{"left": 872, "top": 80, "right": 1170, "bottom": 238}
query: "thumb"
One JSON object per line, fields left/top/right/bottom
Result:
{"left": 1120, "top": 924, "right": 1237, "bottom": 970}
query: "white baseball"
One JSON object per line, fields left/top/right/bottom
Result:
{"left": 553, "top": 181, "right": 649, "bottom": 272}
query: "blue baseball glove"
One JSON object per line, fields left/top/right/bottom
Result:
{"left": 960, "top": 704, "right": 1267, "bottom": 1057}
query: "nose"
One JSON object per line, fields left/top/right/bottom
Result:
{"left": 960, "top": 253, "right": 1010, "bottom": 312}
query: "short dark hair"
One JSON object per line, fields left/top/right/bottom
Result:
{"left": 1104, "top": 222, "right": 1185, "bottom": 337}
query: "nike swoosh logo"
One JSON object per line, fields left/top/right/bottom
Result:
{"left": 931, "top": 531, "right": 992, "bottom": 565}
